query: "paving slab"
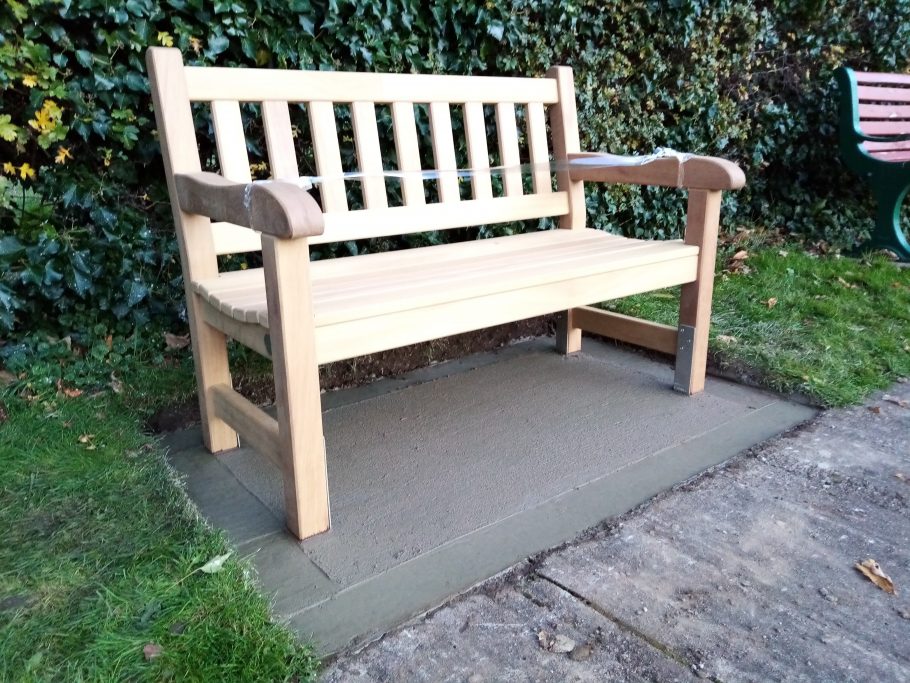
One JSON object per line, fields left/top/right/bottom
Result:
{"left": 325, "top": 381, "right": 910, "bottom": 681}
{"left": 165, "top": 336, "right": 815, "bottom": 654}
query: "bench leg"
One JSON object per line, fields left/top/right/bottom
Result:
{"left": 261, "top": 235, "right": 330, "bottom": 540}
{"left": 674, "top": 190, "right": 721, "bottom": 395}
{"left": 188, "top": 293, "right": 239, "bottom": 453}
{"left": 870, "top": 185, "right": 910, "bottom": 262}
{"left": 555, "top": 309, "right": 582, "bottom": 354}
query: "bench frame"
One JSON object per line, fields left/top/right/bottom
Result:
{"left": 835, "top": 66, "right": 910, "bottom": 261}
{"left": 147, "top": 48, "right": 744, "bottom": 540}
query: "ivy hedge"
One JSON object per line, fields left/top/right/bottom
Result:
{"left": 1, "top": 0, "right": 908, "bottom": 339}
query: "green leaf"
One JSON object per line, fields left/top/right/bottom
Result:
{"left": 0, "top": 114, "right": 18, "bottom": 142}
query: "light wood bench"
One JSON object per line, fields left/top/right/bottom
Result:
{"left": 146, "top": 48, "right": 745, "bottom": 540}
{"left": 835, "top": 67, "right": 910, "bottom": 261}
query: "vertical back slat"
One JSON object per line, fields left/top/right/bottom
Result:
{"left": 495, "top": 102, "right": 522, "bottom": 197}
{"left": 308, "top": 101, "right": 348, "bottom": 212}
{"left": 428, "top": 102, "right": 460, "bottom": 202}
{"left": 351, "top": 101, "right": 388, "bottom": 209}
{"left": 526, "top": 102, "right": 552, "bottom": 194}
{"left": 464, "top": 101, "right": 493, "bottom": 200}
{"left": 211, "top": 100, "right": 252, "bottom": 182}
{"left": 211, "top": 100, "right": 261, "bottom": 253}
{"left": 391, "top": 101, "right": 425, "bottom": 206}
{"left": 546, "top": 67, "right": 584, "bottom": 228}
{"left": 262, "top": 101, "right": 300, "bottom": 180}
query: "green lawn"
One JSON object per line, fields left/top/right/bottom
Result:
{"left": 0, "top": 352, "right": 318, "bottom": 681}
{"left": 606, "top": 246, "right": 910, "bottom": 406}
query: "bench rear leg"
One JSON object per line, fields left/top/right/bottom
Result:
{"left": 188, "top": 293, "right": 239, "bottom": 453}
{"left": 261, "top": 235, "right": 330, "bottom": 540}
{"left": 870, "top": 184, "right": 910, "bottom": 261}
{"left": 675, "top": 189, "right": 721, "bottom": 395}
{"left": 556, "top": 309, "right": 582, "bottom": 354}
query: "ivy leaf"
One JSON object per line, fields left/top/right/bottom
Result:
{"left": 0, "top": 115, "right": 19, "bottom": 142}
{"left": 0, "top": 236, "right": 24, "bottom": 257}
{"left": 207, "top": 35, "right": 230, "bottom": 57}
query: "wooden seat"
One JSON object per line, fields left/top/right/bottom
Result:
{"left": 835, "top": 67, "right": 910, "bottom": 260}
{"left": 147, "top": 47, "right": 744, "bottom": 541}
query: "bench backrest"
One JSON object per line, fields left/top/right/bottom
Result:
{"left": 838, "top": 68, "right": 910, "bottom": 160}
{"left": 147, "top": 48, "right": 585, "bottom": 256}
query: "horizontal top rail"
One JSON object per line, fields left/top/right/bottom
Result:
{"left": 184, "top": 67, "right": 559, "bottom": 105}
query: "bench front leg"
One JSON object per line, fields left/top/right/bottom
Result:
{"left": 261, "top": 235, "right": 330, "bottom": 539}
{"left": 675, "top": 189, "right": 722, "bottom": 395}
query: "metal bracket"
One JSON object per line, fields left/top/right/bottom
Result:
{"left": 673, "top": 324, "right": 695, "bottom": 393}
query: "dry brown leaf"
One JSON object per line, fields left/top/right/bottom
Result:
{"left": 855, "top": 559, "right": 896, "bottom": 595}
{"left": 164, "top": 332, "right": 190, "bottom": 350}
{"left": 537, "top": 630, "right": 575, "bottom": 653}
{"left": 717, "top": 335, "right": 737, "bottom": 344}
{"left": 0, "top": 369, "right": 17, "bottom": 387}
{"left": 868, "top": 406, "right": 881, "bottom": 414}
{"left": 765, "top": 297, "right": 778, "bottom": 309}
{"left": 836, "top": 277, "right": 859, "bottom": 289}
{"left": 104, "top": 335, "right": 113, "bottom": 350}
{"left": 882, "top": 395, "right": 909, "bottom": 408}
{"left": 143, "top": 642, "right": 162, "bottom": 661}
{"left": 895, "top": 472, "right": 908, "bottom": 483}
{"left": 731, "top": 250, "right": 749, "bottom": 261}
{"left": 109, "top": 373, "right": 124, "bottom": 394}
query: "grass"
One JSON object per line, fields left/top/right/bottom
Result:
{"left": 0, "top": 349, "right": 319, "bottom": 681}
{"left": 606, "top": 245, "right": 910, "bottom": 406}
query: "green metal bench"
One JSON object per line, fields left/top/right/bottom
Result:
{"left": 835, "top": 67, "right": 910, "bottom": 261}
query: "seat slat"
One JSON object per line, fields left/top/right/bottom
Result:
{"left": 195, "top": 229, "right": 698, "bottom": 330}
{"left": 428, "top": 102, "right": 460, "bottom": 202}
{"left": 464, "top": 102, "right": 493, "bottom": 200}
{"left": 351, "top": 101, "right": 388, "bottom": 209}
{"left": 526, "top": 101, "right": 552, "bottom": 194}
{"left": 308, "top": 101, "right": 348, "bottom": 212}
{"left": 857, "top": 85, "right": 910, "bottom": 103}
{"left": 310, "top": 192, "right": 569, "bottom": 244}
{"left": 391, "top": 102, "right": 426, "bottom": 206}
{"left": 495, "top": 103, "right": 523, "bottom": 197}
{"left": 185, "top": 67, "right": 559, "bottom": 105}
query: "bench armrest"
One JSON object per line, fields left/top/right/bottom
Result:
{"left": 174, "top": 171, "right": 325, "bottom": 239}
{"left": 567, "top": 152, "right": 745, "bottom": 191}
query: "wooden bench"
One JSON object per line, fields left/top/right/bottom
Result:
{"left": 146, "top": 47, "right": 745, "bottom": 540}
{"left": 835, "top": 67, "right": 910, "bottom": 261}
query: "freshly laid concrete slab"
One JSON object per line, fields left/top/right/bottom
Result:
{"left": 165, "top": 337, "right": 816, "bottom": 654}
{"left": 325, "top": 382, "right": 910, "bottom": 681}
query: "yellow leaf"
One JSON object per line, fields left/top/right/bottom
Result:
{"left": 189, "top": 36, "right": 202, "bottom": 54}
{"left": 22, "top": 74, "right": 37, "bottom": 88}
{"left": 54, "top": 146, "right": 72, "bottom": 164}
{"left": 765, "top": 297, "right": 778, "bottom": 309}
{"left": 157, "top": 31, "right": 174, "bottom": 47}
{"left": 2, "top": 162, "right": 14, "bottom": 175}
{"left": 18, "top": 163, "right": 35, "bottom": 180}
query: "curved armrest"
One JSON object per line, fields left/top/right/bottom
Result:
{"left": 174, "top": 171, "right": 325, "bottom": 239}
{"left": 567, "top": 152, "right": 745, "bottom": 191}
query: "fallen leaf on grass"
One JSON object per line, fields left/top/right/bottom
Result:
{"left": 717, "top": 335, "right": 737, "bottom": 344}
{"left": 836, "top": 277, "right": 859, "bottom": 289}
{"left": 77, "top": 434, "right": 96, "bottom": 450}
{"left": 0, "top": 369, "right": 17, "bottom": 387}
{"left": 56, "top": 379, "right": 83, "bottom": 398}
{"left": 199, "top": 552, "right": 232, "bottom": 574}
{"left": 109, "top": 372, "right": 123, "bottom": 394}
{"left": 883, "top": 395, "right": 909, "bottom": 408}
{"left": 164, "top": 332, "right": 190, "bottom": 350}
{"left": 868, "top": 406, "right": 881, "bottom": 414}
{"left": 765, "top": 297, "right": 778, "bottom": 309}
{"left": 855, "top": 559, "right": 896, "bottom": 595}
{"left": 538, "top": 630, "right": 575, "bottom": 653}
{"left": 731, "top": 250, "right": 749, "bottom": 261}
{"left": 143, "top": 642, "right": 162, "bottom": 661}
